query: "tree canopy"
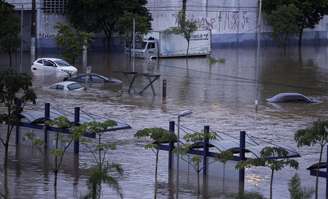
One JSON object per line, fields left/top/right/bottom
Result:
{"left": 0, "top": 0, "right": 20, "bottom": 66}
{"left": 263, "top": 0, "right": 328, "bottom": 46}
{"left": 66, "top": 0, "right": 152, "bottom": 42}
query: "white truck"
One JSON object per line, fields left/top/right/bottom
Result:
{"left": 130, "top": 30, "right": 211, "bottom": 58}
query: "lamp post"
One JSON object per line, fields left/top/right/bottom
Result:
{"left": 176, "top": 110, "right": 192, "bottom": 199}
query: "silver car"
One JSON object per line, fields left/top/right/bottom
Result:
{"left": 31, "top": 58, "right": 78, "bottom": 76}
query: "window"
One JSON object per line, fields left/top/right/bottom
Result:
{"left": 148, "top": 43, "right": 155, "bottom": 49}
{"left": 53, "top": 59, "right": 70, "bottom": 66}
{"left": 50, "top": 84, "right": 64, "bottom": 90}
{"left": 43, "top": 60, "right": 55, "bottom": 67}
{"left": 90, "top": 75, "right": 105, "bottom": 83}
{"left": 67, "top": 83, "right": 83, "bottom": 90}
{"left": 44, "top": 0, "right": 67, "bottom": 14}
{"left": 37, "top": 59, "right": 43, "bottom": 64}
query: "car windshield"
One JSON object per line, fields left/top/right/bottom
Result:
{"left": 54, "top": 60, "right": 71, "bottom": 67}
{"left": 135, "top": 42, "right": 147, "bottom": 49}
{"left": 67, "top": 83, "right": 83, "bottom": 90}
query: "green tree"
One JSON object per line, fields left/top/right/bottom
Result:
{"left": 0, "top": 0, "right": 20, "bottom": 67}
{"left": 66, "top": 0, "right": 152, "bottom": 44}
{"left": 174, "top": 131, "right": 216, "bottom": 195}
{"left": 0, "top": 69, "right": 36, "bottom": 167}
{"left": 288, "top": 174, "right": 314, "bottom": 199}
{"left": 294, "top": 120, "right": 328, "bottom": 199}
{"left": 263, "top": 0, "right": 328, "bottom": 47}
{"left": 81, "top": 120, "right": 123, "bottom": 199}
{"left": 237, "top": 147, "right": 299, "bottom": 199}
{"left": 55, "top": 23, "right": 92, "bottom": 65}
{"left": 135, "top": 128, "right": 177, "bottom": 199}
{"left": 266, "top": 4, "right": 300, "bottom": 51}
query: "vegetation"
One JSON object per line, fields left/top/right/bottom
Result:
{"left": 55, "top": 23, "right": 92, "bottom": 65}
{"left": 81, "top": 120, "right": 123, "bottom": 199}
{"left": 0, "top": 69, "right": 36, "bottom": 167}
{"left": 295, "top": 120, "right": 328, "bottom": 199}
{"left": 237, "top": 147, "right": 298, "bottom": 199}
{"left": 135, "top": 128, "right": 177, "bottom": 199}
{"left": 0, "top": 0, "right": 20, "bottom": 67}
{"left": 288, "top": 174, "right": 314, "bottom": 199}
{"left": 174, "top": 131, "right": 216, "bottom": 195}
{"left": 265, "top": 4, "right": 300, "bottom": 50}
{"left": 66, "top": 0, "right": 152, "bottom": 44}
{"left": 263, "top": 0, "right": 328, "bottom": 47}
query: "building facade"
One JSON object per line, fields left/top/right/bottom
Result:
{"left": 6, "top": 0, "right": 328, "bottom": 49}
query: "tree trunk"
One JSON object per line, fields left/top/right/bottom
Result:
{"left": 154, "top": 149, "right": 159, "bottom": 199}
{"left": 298, "top": 28, "right": 303, "bottom": 49}
{"left": 270, "top": 169, "right": 274, "bottom": 199}
{"left": 315, "top": 145, "right": 324, "bottom": 199}
{"left": 8, "top": 52, "right": 12, "bottom": 67}
{"left": 4, "top": 143, "right": 9, "bottom": 168}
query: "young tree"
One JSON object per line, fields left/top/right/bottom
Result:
{"left": 266, "top": 4, "right": 300, "bottom": 51}
{"left": 174, "top": 131, "right": 216, "bottom": 195}
{"left": 55, "top": 23, "right": 92, "bottom": 65}
{"left": 0, "top": 69, "right": 36, "bottom": 167}
{"left": 135, "top": 128, "right": 177, "bottom": 199}
{"left": 263, "top": 0, "right": 328, "bottom": 47}
{"left": 288, "top": 174, "right": 314, "bottom": 199}
{"left": 294, "top": 120, "right": 328, "bottom": 199}
{"left": 81, "top": 120, "right": 124, "bottom": 199}
{"left": 45, "top": 116, "right": 83, "bottom": 193}
{"left": 0, "top": 0, "right": 20, "bottom": 67}
{"left": 237, "top": 147, "right": 299, "bottom": 199}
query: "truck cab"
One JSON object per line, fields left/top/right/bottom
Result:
{"left": 130, "top": 37, "right": 158, "bottom": 59}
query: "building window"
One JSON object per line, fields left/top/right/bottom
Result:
{"left": 44, "top": 0, "right": 66, "bottom": 14}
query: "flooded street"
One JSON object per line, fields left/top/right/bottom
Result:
{"left": 1, "top": 46, "right": 328, "bottom": 198}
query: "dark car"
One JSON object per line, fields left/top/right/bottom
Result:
{"left": 64, "top": 73, "right": 122, "bottom": 85}
{"left": 266, "top": 93, "right": 315, "bottom": 103}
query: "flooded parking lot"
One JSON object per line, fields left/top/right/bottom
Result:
{"left": 1, "top": 46, "right": 328, "bottom": 198}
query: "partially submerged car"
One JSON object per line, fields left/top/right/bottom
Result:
{"left": 49, "top": 81, "right": 84, "bottom": 91}
{"left": 64, "top": 73, "right": 122, "bottom": 85}
{"left": 31, "top": 58, "right": 78, "bottom": 76}
{"left": 266, "top": 93, "right": 315, "bottom": 103}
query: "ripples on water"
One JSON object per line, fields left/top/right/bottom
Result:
{"left": 1, "top": 46, "right": 328, "bottom": 198}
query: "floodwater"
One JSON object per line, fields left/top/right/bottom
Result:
{"left": 1, "top": 46, "right": 328, "bottom": 199}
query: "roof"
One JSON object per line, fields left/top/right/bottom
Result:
{"left": 19, "top": 109, "right": 131, "bottom": 131}
{"left": 50, "top": 81, "right": 80, "bottom": 87}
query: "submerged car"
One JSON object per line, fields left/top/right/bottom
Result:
{"left": 31, "top": 58, "right": 78, "bottom": 76}
{"left": 266, "top": 93, "right": 315, "bottom": 103}
{"left": 64, "top": 73, "right": 122, "bottom": 85}
{"left": 49, "top": 81, "right": 84, "bottom": 91}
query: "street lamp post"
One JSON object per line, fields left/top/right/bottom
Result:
{"left": 176, "top": 110, "right": 192, "bottom": 199}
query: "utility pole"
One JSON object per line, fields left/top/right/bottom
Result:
{"left": 255, "top": 0, "right": 262, "bottom": 112}
{"left": 31, "top": 0, "right": 37, "bottom": 64}
{"left": 20, "top": 4, "right": 24, "bottom": 72}
{"left": 132, "top": 17, "right": 136, "bottom": 72}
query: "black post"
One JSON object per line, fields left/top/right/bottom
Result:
{"left": 326, "top": 146, "right": 328, "bottom": 199}
{"left": 15, "top": 99, "right": 22, "bottom": 145}
{"left": 203, "top": 125, "right": 209, "bottom": 176}
{"left": 162, "top": 79, "right": 167, "bottom": 102}
{"left": 74, "top": 107, "right": 80, "bottom": 154}
{"left": 239, "top": 131, "right": 246, "bottom": 195}
{"left": 44, "top": 103, "right": 50, "bottom": 149}
{"left": 168, "top": 121, "right": 175, "bottom": 170}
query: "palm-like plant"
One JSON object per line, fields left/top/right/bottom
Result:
{"left": 288, "top": 174, "right": 314, "bottom": 199}
{"left": 81, "top": 120, "right": 124, "bottom": 199}
{"left": 135, "top": 128, "right": 177, "bottom": 199}
{"left": 294, "top": 120, "right": 328, "bottom": 199}
{"left": 237, "top": 147, "right": 299, "bottom": 199}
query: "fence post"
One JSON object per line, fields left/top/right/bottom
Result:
{"left": 168, "top": 121, "right": 175, "bottom": 170}
{"left": 203, "top": 125, "right": 210, "bottom": 176}
{"left": 74, "top": 107, "right": 80, "bottom": 154}
{"left": 44, "top": 103, "right": 50, "bottom": 149}
{"left": 239, "top": 131, "right": 246, "bottom": 195}
{"left": 162, "top": 79, "right": 167, "bottom": 103}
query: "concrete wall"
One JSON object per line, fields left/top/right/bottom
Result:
{"left": 5, "top": 0, "right": 328, "bottom": 49}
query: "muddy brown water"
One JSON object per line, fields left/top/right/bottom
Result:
{"left": 1, "top": 46, "right": 328, "bottom": 198}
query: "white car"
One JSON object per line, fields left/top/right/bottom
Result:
{"left": 31, "top": 58, "right": 78, "bottom": 76}
{"left": 49, "top": 81, "right": 84, "bottom": 91}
